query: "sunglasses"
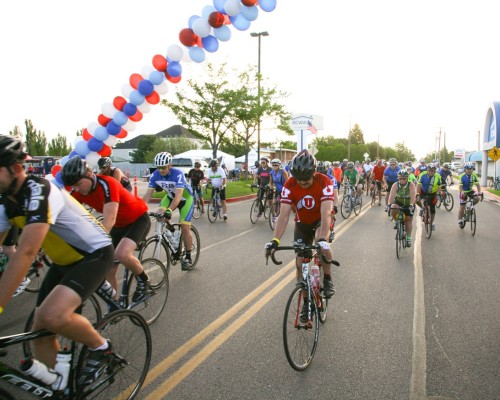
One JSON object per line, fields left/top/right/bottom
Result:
{"left": 158, "top": 166, "right": 169, "bottom": 170}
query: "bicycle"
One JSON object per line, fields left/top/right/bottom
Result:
{"left": 370, "top": 180, "right": 381, "bottom": 206}
{"left": 139, "top": 213, "right": 201, "bottom": 273}
{"left": 459, "top": 192, "right": 483, "bottom": 236}
{"left": 391, "top": 205, "right": 410, "bottom": 258}
{"left": 207, "top": 187, "right": 223, "bottom": 223}
{"left": 435, "top": 183, "right": 454, "bottom": 211}
{"left": 419, "top": 196, "right": 433, "bottom": 239}
{"left": 487, "top": 176, "right": 500, "bottom": 190}
{"left": 269, "top": 193, "right": 281, "bottom": 231}
{"left": 250, "top": 185, "right": 273, "bottom": 224}
{"left": 266, "top": 242, "right": 339, "bottom": 371}
{"left": 340, "top": 183, "right": 362, "bottom": 219}
{"left": 191, "top": 185, "right": 204, "bottom": 219}
{"left": 1, "top": 308, "right": 151, "bottom": 400}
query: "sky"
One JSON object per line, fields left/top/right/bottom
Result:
{"left": 1, "top": 0, "right": 500, "bottom": 160}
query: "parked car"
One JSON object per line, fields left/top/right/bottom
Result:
{"left": 451, "top": 161, "right": 462, "bottom": 171}
{"left": 172, "top": 156, "right": 209, "bottom": 177}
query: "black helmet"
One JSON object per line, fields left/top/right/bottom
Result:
{"left": 398, "top": 169, "right": 409, "bottom": 177}
{"left": 61, "top": 155, "right": 87, "bottom": 186}
{"left": 97, "top": 157, "right": 112, "bottom": 168}
{"left": 290, "top": 150, "right": 316, "bottom": 180}
{"left": 0, "top": 135, "right": 27, "bottom": 167}
{"left": 209, "top": 159, "right": 218, "bottom": 168}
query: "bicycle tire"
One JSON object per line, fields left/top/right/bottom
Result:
{"left": 23, "top": 294, "right": 102, "bottom": 359}
{"left": 470, "top": 207, "right": 476, "bottom": 236}
{"left": 179, "top": 224, "right": 201, "bottom": 271}
{"left": 435, "top": 194, "right": 442, "bottom": 208}
{"left": 353, "top": 194, "right": 362, "bottom": 215}
{"left": 424, "top": 206, "right": 432, "bottom": 239}
{"left": 126, "top": 258, "right": 168, "bottom": 325}
{"left": 317, "top": 269, "right": 328, "bottom": 324}
{"left": 249, "top": 198, "right": 261, "bottom": 224}
{"left": 76, "top": 309, "right": 151, "bottom": 400}
{"left": 340, "top": 196, "right": 352, "bottom": 219}
{"left": 396, "top": 220, "right": 403, "bottom": 259}
{"left": 443, "top": 192, "right": 454, "bottom": 211}
{"left": 371, "top": 187, "right": 377, "bottom": 206}
{"left": 192, "top": 196, "right": 202, "bottom": 219}
{"left": 207, "top": 198, "right": 218, "bottom": 223}
{"left": 283, "top": 285, "right": 319, "bottom": 371}
{"left": 139, "top": 236, "right": 170, "bottom": 273}
{"left": 25, "top": 256, "right": 51, "bottom": 293}
{"left": 269, "top": 201, "right": 280, "bottom": 231}
{"left": 263, "top": 199, "right": 271, "bottom": 219}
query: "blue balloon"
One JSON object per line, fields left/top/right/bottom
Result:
{"left": 94, "top": 126, "right": 109, "bottom": 141}
{"left": 75, "top": 140, "right": 91, "bottom": 156}
{"left": 112, "top": 112, "right": 127, "bottom": 127}
{"left": 129, "top": 90, "right": 145, "bottom": 106}
{"left": 55, "top": 172, "right": 64, "bottom": 186}
{"left": 202, "top": 35, "right": 219, "bottom": 53}
{"left": 241, "top": 5, "right": 259, "bottom": 21}
{"left": 123, "top": 103, "right": 137, "bottom": 116}
{"left": 149, "top": 70, "right": 165, "bottom": 85}
{"left": 87, "top": 138, "right": 104, "bottom": 152}
{"left": 213, "top": 0, "right": 227, "bottom": 14}
{"left": 59, "top": 155, "right": 69, "bottom": 167}
{"left": 230, "top": 14, "right": 251, "bottom": 31}
{"left": 69, "top": 150, "right": 78, "bottom": 158}
{"left": 258, "top": 0, "right": 277, "bottom": 12}
{"left": 214, "top": 25, "right": 231, "bottom": 41}
{"left": 138, "top": 80, "right": 154, "bottom": 96}
{"left": 107, "top": 121, "right": 122, "bottom": 135}
{"left": 167, "top": 61, "right": 182, "bottom": 77}
{"left": 189, "top": 47, "right": 206, "bottom": 63}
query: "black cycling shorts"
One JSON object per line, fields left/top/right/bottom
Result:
{"left": 110, "top": 212, "right": 151, "bottom": 249}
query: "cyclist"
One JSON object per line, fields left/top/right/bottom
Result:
{"left": 407, "top": 166, "right": 417, "bottom": 185}
{"left": 387, "top": 170, "right": 417, "bottom": 247}
{"left": 343, "top": 161, "right": 362, "bottom": 201}
{"left": 438, "top": 162, "right": 454, "bottom": 186}
{"left": 62, "top": 156, "right": 152, "bottom": 301}
{"left": 0, "top": 135, "right": 115, "bottom": 384}
{"left": 363, "top": 158, "right": 374, "bottom": 196}
{"left": 269, "top": 158, "right": 289, "bottom": 222}
{"left": 97, "top": 156, "right": 132, "bottom": 192}
{"left": 143, "top": 152, "right": 195, "bottom": 269}
{"left": 265, "top": 150, "right": 336, "bottom": 317}
{"left": 415, "top": 159, "right": 427, "bottom": 177}
{"left": 457, "top": 163, "right": 482, "bottom": 228}
{"left": 416, "top": 163, "right": 442, "bottom": 231}
{"left": 0, "top": 225, "right": 31, "bottom": 296}
{"left": 187, "top": 161, "right": 206, "bottom": 214}
{"left": 254, "top": 157, "right": 274, "bottom": 218}
{"left": 206, "top": 159, "right": 228, "bottom": 221}
{"left": 371, "top": 159, "right": 386, "bottom": 206}
{"left": 383, "top": 158, "right": 400, "bottom": 211}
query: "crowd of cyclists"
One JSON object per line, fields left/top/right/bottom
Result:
{"left": 0, "top": 132, "right": 485, "bottom": 394}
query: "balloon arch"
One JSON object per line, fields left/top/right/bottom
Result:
{"left": 52, "top": 0, "right": 277, "bottom": 184}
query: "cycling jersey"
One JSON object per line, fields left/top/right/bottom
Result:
{"left": 343, "top": 169, "right": 359, "bottom": 186}
{"left": 280, "top": 174, "right": 334, "bottom": 225}
{"left": 458, "top": 172, "right": 479, "bottom": 192}
{"left": 207, "top": 167, "right": 226, "bottom": 188}
{"left": 111, "top": 167, "right": 132, "bottom": 192}
{"left": 0, "top": 176, "right": 111, "bottom": 266}
{"left": 372, "top": 164, "right": 385, "bottom": 181}
{"left": 71, "top": 175, "right": 148, "bottom": 228}
{"left": 148, "top": 167, "right": 194, "bottom": 201}
{"left": 437, "top": 168, "right": 452, "bottom": 183}
{"left": 256, "top": 166, "right": 272, "bottom": 187}
{"left": 418, "top": 171, "right": 442, "bottom": 194}
{"left": 271, "top": 168, "right": 286, "bottom": 193}
{"left": 394, "top": 182, "right": 412, "bottom": 206}
{"left": 187, "top": 168, "right": 204, "bottom": 186}
{"left": 384, "top": 166, "right": 400, "bottom": 183}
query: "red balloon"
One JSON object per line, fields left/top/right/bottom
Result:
{"left": 152, "top": 54, "right": 167, "bottom": 71}
{"left": 224, "top": 14, "right": 231, "bottom": 25}
{"left": 113, "top": 96, "right": 127, "bottom": 111}
{"left": 129, "top": 73, "right": 143, "bottom": 89}
{"left": 129, "top": 109, "right": 143, "bottom": 122}
{"left": 116, "top": 128, "right": 128, "bottom": 139}
{"left": 82, "top": 128, "right": 92, "bottom": 141}
{"left": 97, "top": 114, "right": 111, "bottom": 126}
{"left": 241, "top": 0, "right": 258, "bottom": 5}
{"left": 146, "top": 91, "right": 160, "bottom": 105}
{"left": 196, "top": 36, "right": 203, "bottom": 47}
{"left": 179, "top": 28, "right": 198, "bottom": 47}
{"left": 166, "top": 73, "right": 182, "bottom": 84}
{"left": 51, "top": 165, "right": 62, "bottom": 177}
{"left": 208, "top": 11, "right": 225, "bottom": 28}
{"left": 98, "top": 144, "right": 112, "bottom": 157}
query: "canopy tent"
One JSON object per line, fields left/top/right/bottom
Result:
{"left": 235, "top": 150, "right": 258, "bottom": 169}
{"left": 174, "top": 149, "right": 235, "bottom": 171}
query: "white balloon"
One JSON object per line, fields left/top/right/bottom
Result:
{"left": 141, "top": 65, "right": 154, "bottom": 79}
{"left": 192, "top": 17, "right": 212, "bottom": 38}
{"left": 102, "top": 103, "right": 118, "bottom": 119}
{"left": 137, "top": 101, "right": 151, "bottom": 114}
{"left": 85, "top": 152, "right": 100, "bottom": 167}
{"left": 224, "top": 0, "right": 242, "bottom": 16}
{"left": 87, "top": 121, "right": 99, "bottom": 135}
{"left": 123, "top": 119, "right": 137, "bottom": 132}
{"left": 201, "top": 5, "right": 216, "bottom": 19}
{"left": 104, "top": 135, "right": 119, "bottom": 147}
{"left": 121, "top": 84, "right": 133, "bottom": 98}
{"left": 74, "top": 136, "right": 84, "bottom": 147}
{"left": 167, "top": 44, "right": 184, "bottom": 62}
{"left": 155, "top": 81, "right": 169, "bottom": 95}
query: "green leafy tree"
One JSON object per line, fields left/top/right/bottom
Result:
{"left": 349, "top": 124, "right": 365, "bottom": 145}
{"left": 394, "top": 142, "right": 415, "bottom": 163}
{"left": 162, "top": 137, "right": 197, "bottom": 156}
{"left": 130, "top": 135, "right": 157, "bottom": 163}
{"left": 24, "top": 119, "right": 47, "bottom": 156}
{"left": 47, "top": 133, "right": 71, "bottom": 156}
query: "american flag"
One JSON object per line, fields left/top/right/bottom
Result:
{"left": 307, "top": 120, "right": 318, "bottom": 135}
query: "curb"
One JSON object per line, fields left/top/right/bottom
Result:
{"left": 483, "top": 189, "right": 500, "bottom": 202}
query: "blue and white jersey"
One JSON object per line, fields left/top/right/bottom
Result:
{"left": 148, "top": 167, "right": 193, "bottom": 200}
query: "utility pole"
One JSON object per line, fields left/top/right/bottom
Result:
{"left": 347, "top": 117, "right": 352, "bottom": 160}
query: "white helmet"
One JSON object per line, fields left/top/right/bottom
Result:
{"left": 154, "top": 152, "right": 172, "bottom": 167}
{"left": 271, "top": 158, "right": 281, "bottom": 165}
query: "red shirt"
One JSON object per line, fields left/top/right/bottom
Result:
{"left": 71, "top": 175, "right": 148, "bottom": 228}
{"left": 281, "top": 174, "right": 334, "bottom": 224}
{"left": 372, "top": 164, "right": 386, "bottom": 181}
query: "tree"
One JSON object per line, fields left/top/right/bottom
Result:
{"left": 394, "top": 142, "right": 415, "bottom": 163}
{"left": 161, "top": 137, "right": 197, "bottom": 156}
{"left": 130, "top": 135, "right": 157, "bottom": 163}
{"left": 47, "top": 133, "right": 71, "bottom": 156}
{"left": 349, "top": 124, "right": 365, "bottom": 145}
{"left": 24, "top": 119, "right": 47, "bottom": 156}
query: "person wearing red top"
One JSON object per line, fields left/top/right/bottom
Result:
{"left": 265, "top": 150, "right": 336, "bottom": 299}
{"left": 371, "top": 159, "right": 386, "bottom": 206}
{"left": 61, "top": 156, "right": 152, "bottom": 302}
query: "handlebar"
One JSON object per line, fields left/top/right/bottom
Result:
{"left": 265, "top": 243, "right": 340, "bottom": 267}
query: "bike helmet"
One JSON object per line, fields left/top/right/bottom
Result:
{"left": 464, "top": 162, "right": 474, "bottom": 169}
{"left": 419, "top": 166, "right": 428, "bottom": 172}
{"left": 332, "top": 161, "right": 340, "bottom": 167}
{"left": 346, "top": 161, "right": 354, "bottom": 168}
{"left": 389, "top": 158, "right": 397, "bottom": 164}
{"left": 97, "top": 157, "right": 112, "bottom": 168}
{"left": 290, "top": 150, "right": 316, "bottom": 180}
{"left": 154, "top": 152, "right": 172, "bottom": 167}
{"left": 443, "top": 163, "right": 450, "bottom": 168}
{"left": 260, "top": 157, "right": 270, "bottom": 163}
{"left": 324, "top": 161, "right": 331, "bottom": 168}
{"left": 398, "top": 169, "right": 409, "bottom": 177}
{"left": 61, "top": 155, "right": 87, "bottom": 186}
{"left": 209, "top": 159, "right": 218, "bottom": 168}
{"left": 0, "top": 135, "right": 27, "bottom": 167}
{"left": 366, "top": 158, "right": 371, "bottom": 163}
{"left": 271, "top": 158, "right": 281, "bottom": 166}
{"left": 194, "top": 161, "right": 201, "bottom": 167}
{"left": 427, "top": 163, "right": 436, "bottom": 170}
{"left": 355, "top": 160, "right": 360, "bottom": 165}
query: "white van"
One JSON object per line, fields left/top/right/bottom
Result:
{"left": 451, "top": 161, "right": 462, "bottom": 171}
{"left": 171, "top": 156, "right": 209, "bottom": 177}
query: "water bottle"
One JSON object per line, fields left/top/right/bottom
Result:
{"left": 98, "top": 280, "right": 116, "bottom": 299}
{"left": 172, "top": 230, "right": 180, "bottom": 248}
{"left": 52, "top": 348, "right": 71, "bottom": 391}
{"left": 20, "top": 358, "right": 57, "bottom": 386}
{"left": 311, "top": 265, "right": 320, "bottom": 290}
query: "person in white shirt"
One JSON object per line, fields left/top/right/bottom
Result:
{"left": 363, "top": 158, "right": 374, "bottom": 195}
{"left": 207, "top": 159, "right": 228, "bottom": 221}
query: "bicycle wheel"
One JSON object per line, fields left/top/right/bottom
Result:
{"left": 269, "top": 201, "right": 280, "bottom": 231}
{"left": 127, "top": 258, "right": 168, "bottom": 325}
{"left": 139, "top": 236, "right": 170, "bottom": 273}
{"left": 317, "top": 270, "right": 328, "bottom": 324}
{"left": 263, "top": 199, "right": 271, "bottom": 219}
{"left": 25, "top": 255, "right": 52, "bottom": 292}
{"left": 396, "top": 221, "right": 403, "bottom": 259}
{"left": 283, "top": 286, "right": 319, "bottom": 371}
{"left": 424, "top": 207, "right": 432, "bottom": 239}
{"left": 435, "top": 194, "right": 442, "bottom": 208}
{"left": 470, "top": 207, "right": 476, "bottom": 236}
{"left": 371, "top": 187, "right": 377, "bottom": 206}
{"left": 207, "top": 198, "right": 218, "bottom": 223}
{"left": 353, "top": 194, "right": 362, "bottom": 215}
{"left": 443, "top": 192, "right": 454, "bottom": 211}
{"left": 76, "top": 309, "right": 151, "bottom": 400}
{"left": 192, "top": 197, "right": 201, "bottom": 219}
{"left": 340, "top": 196, "right": 352, "bottom": 219}
{"left": 249, "top": 198, "right": 262, "bottom": 224}
{"left": 179, "top": 225, "right": 201, "bottom": 270}
{"left": 23, "top": 294, "right": 102, "bottom": 358}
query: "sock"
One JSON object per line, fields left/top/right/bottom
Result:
{"left": 91, "top": 340, "right": 109, "bottom": 351}
{"left": 324, "top": 274, "right": 332, "bottom": 280}
{"left": 185, "top": 251, "right": 191, "bottom": 260}
{"left": 137, "top": 271, "right": 149, "bottom": 282}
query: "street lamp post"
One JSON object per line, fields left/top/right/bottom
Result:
{"left": 250, "top": 31, "right": 269, "bottom": 162}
